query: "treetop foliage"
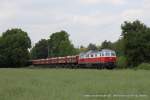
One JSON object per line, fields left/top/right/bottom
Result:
{"left": 101, "top": 40, "right": 113, "bottom": 50}
{"left": 31, "top": 39, "right": 48, "bottom": 59}
{"left": 121, "top": 20, "right": 150, "bottom": 67}
{"left": 31, "top": 30, "right": 78, "bottom": 59}
{"left": 48, "top": 30, "right": 77, "bottom": 57}
{"left": 87, "top": 43, "right": 97, "bottom": 50}
{"left": 0, "top": 28, "right": 31, "bottom": 67}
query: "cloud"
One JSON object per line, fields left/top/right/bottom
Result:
{"left": 120, "top": 0, "right": 150, "bottom": 23}
{"left": 0, "top": 0, "right": 150, "bottom": 46}
{"left": 79, "top": 0, "right": 126, "bottom": 5}
{"left": 73, "top": 13, "right": 118, "bottom": 27}
{"left": 0, "top": 1, "right": 18, "bottom": 22}
{"left": 121, "top": 9, "right": 143, "bottom": 21}
{"left": 143, "top": 0, "right": 150, "bottom": 8}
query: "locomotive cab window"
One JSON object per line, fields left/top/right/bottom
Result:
{"left": 111, "top": 52, "right": 116, "bottom": 56}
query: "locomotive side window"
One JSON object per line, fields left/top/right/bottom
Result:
{"left": 105, "top": 52, "right": 110, "bottom": 56}
{"left": 100, "top": 53, "right": 101, "bottom": 57}
{"left": 101, "top": 52, "right": 104, "bottom": 56}
{"left": 95, "top": 54, "right": 97, "bottom": 57}
{"left": 80, "top": 55, "right": 82, "bottom": 58}
{"left": 86, "top": 54, "right": 89, "bottom": 58}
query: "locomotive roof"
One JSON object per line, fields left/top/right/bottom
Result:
{"left": 86, "top": 50, "right": 99, "bottom": 54}
{"left": 100, "top": 49, "right": 115, "bottom": 52}
{"left": 79, "top": 50, "right": 98, "bottom": 55}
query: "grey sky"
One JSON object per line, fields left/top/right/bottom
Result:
{"left": 0, "top": 0, "right": 150, "bottom": 47}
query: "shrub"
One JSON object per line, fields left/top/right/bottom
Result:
{"left": 116, "top": 56, "right": 127, "bottom": 69}
{"left": 137, "top": 63, "right": 150, "bottom": 70}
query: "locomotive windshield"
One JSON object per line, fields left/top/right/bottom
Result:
{"left": 101, "top": 49, "right": 116, "bottom": 57}
{"left": 111, "top": 52, "right": 116, "bottom": 56}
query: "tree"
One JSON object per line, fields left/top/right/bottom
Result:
{"left": 78, "top": 45, "right": 87, "bottom": 53}
{"left": 0, "top": 37, "right": 7, "bottom": 66}
{"left": 48, "top": 30, "right": 77, "bottom": 57}
{"left": 87, "top": 43, "right": 97, "bottom": 50}
{"left": 0, "top": 28, "right": 31, "bottom": 67}
{"left": 121, "top": 20, "right": 150, "bottom": 67}
{"left": 101, "top": 40, "right": 113, "bottom": 49}
{"left": 31, "top": 39, "right": 48, "bottom": 59}
{"left": 112, "top": 38, "right": 124, "bottom": 56}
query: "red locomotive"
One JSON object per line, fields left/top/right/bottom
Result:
{"left": 32, "top": 49, "right": 117, "bottom": 69}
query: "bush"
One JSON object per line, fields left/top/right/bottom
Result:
{"left": 116, "top": 56, "right": 127, "bottom": 69}
{"left": 137, "top": 63, "right": 150, "bottom": 70}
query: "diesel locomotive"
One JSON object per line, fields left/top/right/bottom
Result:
{"left": 32, "top": 49, "right": 117, "bottom": 69}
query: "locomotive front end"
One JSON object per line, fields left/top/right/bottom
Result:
{"left": 101, "top": 49, "right": 117, "bottom": 68}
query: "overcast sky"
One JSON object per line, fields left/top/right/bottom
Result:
{"left": 0, "top": 0, "right": 150, "bottom": 47}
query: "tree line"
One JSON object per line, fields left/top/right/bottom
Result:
{"left": 0, "top": 20, "right": 150, "bottom": 68}
{"left": 31, "top": 31, "right": 77, "bottom": 59}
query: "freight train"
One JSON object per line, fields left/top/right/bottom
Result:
{"left": 32, "top": 49, "right": 117, "bottom": 69}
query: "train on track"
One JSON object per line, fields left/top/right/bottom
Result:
{"left": 32, "top": 49, "right": 117, "bottom": 69}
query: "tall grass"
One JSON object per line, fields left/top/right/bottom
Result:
{"left": 0, "top": 68, "right": 150, "bottom": 100}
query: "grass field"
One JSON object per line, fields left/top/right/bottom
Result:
{"left": 0, "top": 68, "right": 150, "bottom": 100}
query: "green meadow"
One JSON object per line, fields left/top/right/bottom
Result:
{"left": 0, "top": 68, "right": 150, "bottom": 100}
